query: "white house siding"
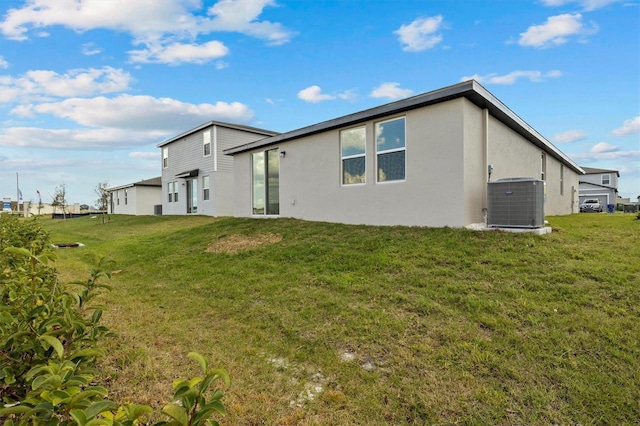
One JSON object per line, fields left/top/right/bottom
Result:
{"left": 108, "top": 185, "right": 161, "bottom": 215}
{"left": 134, "top": 186, "right": 162, "bottom": 215}
{"left": 580, "top": 170, "right": 618, "bottom": 189}
{"left": 109, "top": 188, "right": 136, "bottom": 215}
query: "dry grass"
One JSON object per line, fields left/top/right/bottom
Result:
{"left": 205, "top": 233, "right": 283, "bottom": 254}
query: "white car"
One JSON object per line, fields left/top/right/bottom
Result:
{"left": 580, "top": 199, "right": 603, "bottom": 212}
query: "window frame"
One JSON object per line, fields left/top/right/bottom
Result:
{"left": 601, "top": 174, "right": 610, "bottom": 186}
{"left": 167, "top": 182, "right": 173, "bottom": 203}
{"left": 203, "top": 131, "right": 211, "bottom": 157}
{"left": 340, "top": 126, "right": 366, "bottom": 186}
{"left": 173, "top": 181, "right": 178, "bottom": 203}
{"left": 162, "top": 147, "right": 168, "bottom": 169}
{"left": 375, "top": 116, "right": 406, "bottom": 183}
{"left": 124, "top": 189, "right": 128, "bottom": 205}
{"left": 202, "top": 176, "right": 210, "bottom": 201}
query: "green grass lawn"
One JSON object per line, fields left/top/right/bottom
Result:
{"left": 41, "top": 213, "right": 640, "bottom": 425}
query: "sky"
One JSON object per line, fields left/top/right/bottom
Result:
{"left": 0, "top": 0, "right": 638, "bottom": 207}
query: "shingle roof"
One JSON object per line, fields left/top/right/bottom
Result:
{"left": 107, "top": 177, "right": 162, "bottom": 191}
{"left": 581, "top": 167, "right": 620, "bottom": 176}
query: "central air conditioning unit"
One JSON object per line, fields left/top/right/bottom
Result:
{"left": 487, "top": 178, "right": 545, "bottom": 228}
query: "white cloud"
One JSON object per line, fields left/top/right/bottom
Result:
{"left": 0, "top": 0, "right": 295, "bottom": 47}
{"left": 370, "top": 82, "right": 414, "bottom": 100}
{"left": 297, "top": 85, "right": 353, "bottom": 103}
{"left": 570, "top": 148, "right": 640, "bottom": 161}
{"left": 518, "top": 13, "right": 598, "bottom": 48}
{"left": 540, "top": 0, "right": 621, "bottom": 11}
{"left": 11, "top": 94, "right": 254, "bottom": 131}
{"left": 394, "top": 15, "right": 444, "bottom": 52}
{"left": 552, "top": 129, "right": 588, "bottom": 143}
{"left": 0, "top": 56, "right": 8, "bottom": 69}
{"left": 205, "top": 0, "right": 296, "bottom": 46}
{"left": 461, "top": 70, "right": 562, "bottom": 85}
{"left": 128, "top": 40, "right": 229, "bottom": 65}
{"left": 298, "top": 86, "right": 334, "bottom": 103}
{"left": 0, "top": 126, "right": 168, "bottom": 150}
{"left": 215, "top": 60, "right": 229, "bottom": 70}
{"left": 612, "top": 115, "right": 640, "bottom": 136}
{"left": 591, "top": 142, "right": 619, "bottom": 153}
{"left": 81, "top": 42, "right": 102, "bottom": 56}
{"left": 0, "top": 67, "right": 132, "bottom": 103}
{"left": 129, "top": 151, "right": 160, "bottom": 160}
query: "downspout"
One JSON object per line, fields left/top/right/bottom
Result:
{"left": 213, "top": 126, "right": 218, "bottom": 172}
{"left": 482, "top": 108, "right": 490, "bottom": 224}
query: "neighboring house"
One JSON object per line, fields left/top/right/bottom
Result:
{"left": 107, "top": 177, "right": 162, "bottom": 215}
{"left": 21, "top": 202, "right": 87, "bottom": 217}
{"left": 158, "top": 121, "right": 278, "bottom": 216}
{"left": 578, "top": 167, "right": 619, "bottom": 208}
{"left": 224, "top": 80, "right": 583, "bottom": 228}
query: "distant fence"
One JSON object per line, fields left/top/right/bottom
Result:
{"left": 51, "top": 212, "right": 104, "bottom": 219}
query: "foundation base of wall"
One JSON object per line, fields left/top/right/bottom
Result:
{"left": 466, "top": 223, "right": 552, "bottom": 235}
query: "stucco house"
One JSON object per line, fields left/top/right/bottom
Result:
{"left": 224, "top": 80, "right": 583, "bottom": 228}
{"left": 158, "top": 121, "right": 278, "bottom": 216}
{"left": 107, "top": 177, "right": 162, "bottom": 215}
{"left": 578, "top": 167, "right": 619, "bottom": 208}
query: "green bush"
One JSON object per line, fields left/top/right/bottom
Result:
{"left": 0, "top": 215, "right": 229, "bottom": 425}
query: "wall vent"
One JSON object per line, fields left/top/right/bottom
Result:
{"left": 487, "top": 178, "right": 545, "bottom": 228}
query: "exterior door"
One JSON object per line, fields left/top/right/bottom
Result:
{"left": 187, "top": 178, "right": 197, "bottom": 214}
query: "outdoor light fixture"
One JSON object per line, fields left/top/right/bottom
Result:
{"left": 279, "top": 151, "right": 286, "bottom": 158}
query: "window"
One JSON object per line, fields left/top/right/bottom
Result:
{"left": 602, "top": 174, "right": 610, "bottom": 186}
{"left": 560, "top": 165, "right": 564, "bottom": 196}
{"left": 252, "top": 149, "right": 280, "bottom": 215}
{"left": 167, "top": 182, "right": 173, "bottom": 203}
{"left": 203, "top": 131, "right": 211, "bottom": 157}
{"left": 203, "top": 176, "right": 210, "bottom": 201}
{"left": 341, "top": 126, "right": 366, "bottom": 184}
{"left": 162, "top": 147, "right": 168, "bottom": 169}
{"left": 376, "top": 117, "right": 406, "bottom": 182}
{"left": 117, "top": 191, "right": 120, "bottom": 205}
{"left": 173, "top": 181, "right": 178, "bottom": 203}
{"left": 124, "top": 189, "right": 128, "bottom": 205}
{"left": 541, "top": 153, "right": 547, "bottom": 181}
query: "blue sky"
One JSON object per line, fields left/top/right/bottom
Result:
{"left": 0, "top": 0, "right": 638, "bottom": 206}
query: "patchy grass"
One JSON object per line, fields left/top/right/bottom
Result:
{"left": 41, "top": 213, "right": 640, "bottom": 425}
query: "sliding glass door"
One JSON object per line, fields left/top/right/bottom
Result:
{"left": 252, "top": 149, "right": 279, "bottom": 215}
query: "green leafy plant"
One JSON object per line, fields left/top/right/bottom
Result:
{"left": 0, "top": 215, "right": 229, "bottom": 426}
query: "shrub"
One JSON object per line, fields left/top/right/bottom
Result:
{"left": 0, "top": 215, "right": 229, "bottom": 425}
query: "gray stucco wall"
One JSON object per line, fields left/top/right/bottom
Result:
{"left": 232, "top": 96, "right": 578, "bottom": 227}
{"left": 233, "top": 100, "right": 469, "bottom": 227}
{"left": 485, "top": 112, "right": 579, "bottom": 216}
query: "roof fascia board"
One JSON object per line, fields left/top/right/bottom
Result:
{"left": 157, "top": 121, "right": 278, "bottom": 148}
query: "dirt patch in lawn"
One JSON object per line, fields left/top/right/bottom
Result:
{"left": 206, "top": 233, "right": 282, "bottom": 254}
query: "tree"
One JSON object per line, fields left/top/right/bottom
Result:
{"left": 52, "top": 184, "right": 68, "bottom": 219}
{"left": 95, "top": 181, "right": 109, "bottom": 224}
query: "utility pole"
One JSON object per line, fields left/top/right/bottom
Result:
{"left": 16, "top": 172, "right": 20, "bottom": 215}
